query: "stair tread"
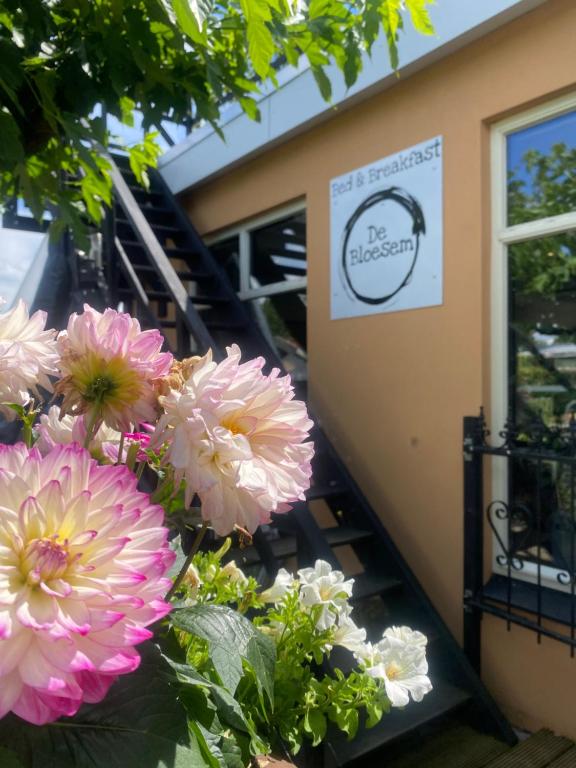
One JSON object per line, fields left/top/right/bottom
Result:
{"left": 234, "top": 526, "right": 372, "bottom": 567}
{"left": 119, "top": 288, "right": 229, "bottom": 305}
{"left": 327, "top": 680, "right": 472, "bottom": 765}
{"left": 351, "top": 571, "right": 403, "bottom": 602}
{"left": 484, "top": 730, "right": 573, "bottom": 768}
{"left": 306, "top": 481, "right": 347, "bottom": 501}
{"left": 131, "top": 263, "right": 210, "bottom": 281}
{"left": 117, "top": 216, "right": 182, "bottom": 234}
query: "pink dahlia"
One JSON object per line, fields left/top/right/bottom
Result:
{"left": 36, "top": 405, "right": 150, "bottom": 464}
{"left": 0, "top": 442, "right": 175, "bottom": 725}
{"left": 55, "top": 304, "right": 172, "bottom": 432}
{"left": 0, "top": 299, "right": 59, "bottom": 418}
{"left": 152, "top": 345, "right": 314, "bottom": 536}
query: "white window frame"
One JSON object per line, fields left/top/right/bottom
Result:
{"left": 206, "top": 201, "right": 307, "bottom": 300}
{"left": 491, "top": 91, "right": 576, "bottom": 592}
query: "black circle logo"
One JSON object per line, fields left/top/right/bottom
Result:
{"left": 341, "top": 187, "right": 426, "bottom": 306}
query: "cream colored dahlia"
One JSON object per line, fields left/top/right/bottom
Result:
{"left": 0, "top": 300, "right": 59, "bottom": 418}
{"left": 152, "top": 344, "right": 314, "bottom": 536}
{"left": 55, "top": 304, "right": 172, "bottom": 432}
{"left": 0, "top": 443, "right": 175, "bottom": 725}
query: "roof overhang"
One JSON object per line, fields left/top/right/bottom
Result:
{"left": 159, "top": 0, "right": 546, "bottom": 195}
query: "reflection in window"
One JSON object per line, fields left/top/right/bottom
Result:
{"left": 209, "top": 212, "right": 307, "bottom": 381}
{"left": 506, "top": 109, "right": 576, "bottom": 574}
{"left": 507, "top": 109, "right": 576, "bottom": 226}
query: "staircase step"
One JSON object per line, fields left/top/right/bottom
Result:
{"left": 119, "top": 288, "right": 229, "bottom": 306}
{"left": 484, "top": 730, "right": 573, "bottom": 768}
{"left": 351, "top": 572, "right": 403, "bottom": 602}
{"left": 235, "top": 526, "right": 372, "bottom": 567}
{"left": 131, "top": 262, "right": 210, "bottom": 282}
{"left": 204, "top": 319, "right": 247, "bottom": 331}
{"left": 326, "top": 680, "right": 471, "bottom": 766}
{"left": 117, "top": 216, "right": 182, "bottom": 236}
{"left": 306, "top": 481, "right": 347, "bottom": 501}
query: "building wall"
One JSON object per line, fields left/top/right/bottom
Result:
{"left": 181, "top": 0, "right": 576, "bottom": 738}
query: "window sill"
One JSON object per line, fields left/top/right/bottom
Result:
{"left": 482, "top": 575, "right": 576, "bottom": 627}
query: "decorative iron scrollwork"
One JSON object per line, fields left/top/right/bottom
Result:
{"left": 487, "top": 500, "right": 527, "bottom": 571}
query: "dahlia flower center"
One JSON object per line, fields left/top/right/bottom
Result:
{"left": 21, "top": 535, "right": 71, "bottom": 585}
{"left": 220, "top": 414, "right": 247, "bottom": 436}
{"left": 70, "top": 354, "right": 141, "bottom": 406}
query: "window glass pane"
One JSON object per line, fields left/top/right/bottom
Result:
{"left": 250, "top": 213, "right": 306, "bottom": 288}
{"left": 509, "top": 231, "right": 576, "bottom": 429}
{"left": 210, "top": 236, "right": 240, "bottom": 291}
{"left": 507, "top": 110, "right": 576, "bottom": 226}
{"left": 246, "top": 293, "right": 307, "bottom": 382}
{"left": 509, "top": 231, "right": 576, "bottom": 574}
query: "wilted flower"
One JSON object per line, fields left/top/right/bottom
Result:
{"left": 260, "top": 568, "right": 294, "bottom": 604}
{"left": 55, "top": 305, "right": 172, "bottom": 432}
{"left": 182, "top": 563, "right": 202, "bottom": 604}
{"left": 359, "top": 626, "right": 432, "bottom": 707}
{"left": 0, "top": 442, "right": 175, "bottom": 725}
{"left": 221, "top": 560, "right": 248, "bottom": 586}
{"left": 152, "top": 344, "right": 314, "bottom": 536}
{"left": 0, "top": 300, "right": 59, "bottom": 418}
{"left": 298, "top": 560, "right": 354, "bottom": 630}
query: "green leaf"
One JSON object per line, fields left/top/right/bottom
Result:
{"left": 406, "top": 0, "right": 435, "bottom": 35}
{"left": 247, "top": 18, "right": 274, "bottom": 79}
{"left": 0, "top": 747, "right": 24, "bottom": 768}
{"left": 171, "top": 605, "right": 275, "bottom": 697}
{"left": 246, "top": 632, "right": 276, "bottom": 707}
{"left": 311, "top": 66, "right": 332, "bottom": 101}
{"left": 0, "top": 644, "right": 208, "bottom": 768}
{"left": 305, "top": 709, "right": 326, "bottom": 747}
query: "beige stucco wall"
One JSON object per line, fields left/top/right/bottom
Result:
{"left": 181, "top": 0, "right": 576, "bottom": 738}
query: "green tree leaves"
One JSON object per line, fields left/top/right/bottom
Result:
{"left": 0, "top": 0, "right": 434, "bottom": 239}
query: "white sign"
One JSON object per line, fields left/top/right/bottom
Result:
{"left": 330, "top": 136, "right": 443, "bottom": 319}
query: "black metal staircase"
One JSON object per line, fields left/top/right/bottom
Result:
{"left": 103, "top": 153, "right": 516, "bottom": 765}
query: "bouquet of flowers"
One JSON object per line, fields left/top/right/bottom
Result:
{"left": 0, "top": 300, "right": 431, "bottom": 768}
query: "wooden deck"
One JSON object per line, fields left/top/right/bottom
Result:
{"left": 361, "top": 727, "right": 576, "bottom": 768}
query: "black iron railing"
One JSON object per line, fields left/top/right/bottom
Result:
{"left": 464, "top": 410, "right": 576, "bottom": 669}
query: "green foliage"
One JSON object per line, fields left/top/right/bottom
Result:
{"left": 0, "top": 0, "right": 434, "bottom": 240}
{"left": 0, "top": 644, "right": 204, "bottom": 768}
{"left": 168, "top": 544, "right": 391, "bottom": 760}
{"left": 508, "top": 143, "right": 576, "bottom": 298}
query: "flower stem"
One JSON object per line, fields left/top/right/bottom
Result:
{"left": 83, "top": 408, "right": 101, "bottom": 449}
{"left": 116, "top": 432, "right": 125, "bottom": 465}
{"left": 166, "top": 522, "right": 209, "bottom": 601}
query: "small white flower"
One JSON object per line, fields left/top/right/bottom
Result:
{"left": 298, "top": 560, "right": 354, "bottom": 630}
{"left": 260, "top": 568, "right": 294, "bottom": 603}
{"left": 362, "top": 626, "right": 432, "bottom": 707}
{"left": 331, "top": 611, "right": 367, "bottom": 655}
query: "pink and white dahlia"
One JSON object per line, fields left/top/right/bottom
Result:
{"left": 0, "top": 300, "right": 59, "bottom": 418}
{"left": 55, "top": 305, "right": 172, "bottom": 432}
{"left": 0, "top": 442, "right": 175, "bottom": 725}
{"left": 36, "top": 405, "right": 122, "bottom": 462}
{"left": 152, "top": 345, "right": 314, "bottom": 536}
{"left": 36, "top": 405, "right": 150, "bottom": 464}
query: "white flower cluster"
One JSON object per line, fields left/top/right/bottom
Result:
{"left": 260, "top": 559, "right": 432, "bottom": 708}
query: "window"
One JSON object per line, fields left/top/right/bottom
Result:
{"left": 208, "top": 204, "right": 307, "bottom": 384}
{"left": 492, "top": 94, "right": 576, "bottom": 590}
